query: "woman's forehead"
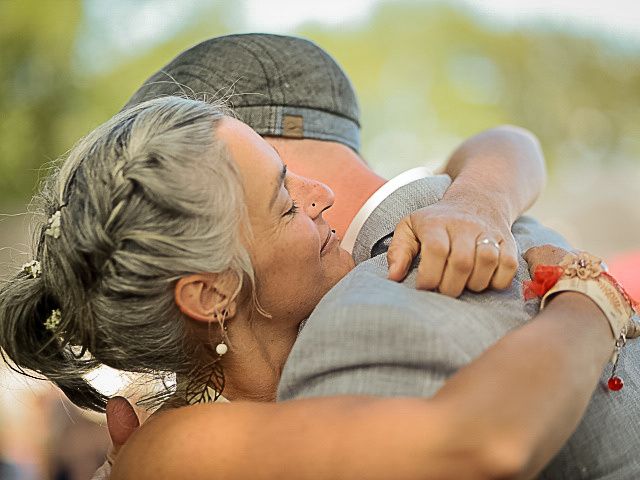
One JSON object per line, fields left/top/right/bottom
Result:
{"left": 216, "top": 117, "right": 284, "bottom": 208}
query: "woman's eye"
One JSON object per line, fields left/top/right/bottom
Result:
{"left": 284, "top": 201, "right": 299, "bottom": 217}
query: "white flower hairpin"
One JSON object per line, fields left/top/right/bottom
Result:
{"left": 45, "top": 210, "right": 62, "bottom": 239}
{"left": 44, "top": 309, "right": 62, "bottom": 332}
{"left": 21, "top": 260, "right": 42, "bottom": 279}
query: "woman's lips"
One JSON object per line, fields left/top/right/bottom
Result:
{"left": 320, "top": 230, "right": 337, "bottom": 256}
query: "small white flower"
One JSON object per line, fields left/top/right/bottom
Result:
{"left": 44, "top": 309, "right": 62, "bottom": 332}
{"left": 45, "top": 211, "right": 62, "bottom": 239}
{"left": 21, "top": 260, "right": 42, "bottom": 279}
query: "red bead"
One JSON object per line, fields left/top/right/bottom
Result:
{"left": 608, "top": 376, "right": 624, "bottom": 391}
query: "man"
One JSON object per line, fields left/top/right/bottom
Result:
{"left": 102, "top": 34, "right": 639, "bottom": 478}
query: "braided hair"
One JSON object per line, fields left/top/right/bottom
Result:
{"left": 0, "top": 97, "right": 255, "bottom": 411}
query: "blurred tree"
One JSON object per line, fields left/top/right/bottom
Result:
{"left": 0, "top": 0, "right": 240, "bottom": 206}
{"left": 69, "top": 0, "right": 242, "bottom": 130}
{"left": 300, "top": 2, "right": 640, "bottom": 175}
{"left": 0, "top": 0, "right": 82, "bottom": 204}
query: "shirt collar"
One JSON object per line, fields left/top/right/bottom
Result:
{"left": 340, "top": 167, "right": 432, "bottom": 255}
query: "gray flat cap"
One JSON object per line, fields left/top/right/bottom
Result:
{"left": 124, "top": 33, "right": 361, "bottom": 151}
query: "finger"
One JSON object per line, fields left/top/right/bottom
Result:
{"left": 491, "top": 239, "right": 519, "bottom": 290}
{"left": 524, "top": 244, "right": 570, "bottom": 274}
{"left": 467, "top": 240, "right": 500, "bottom": 292}
{"left": 438, "top": 231, "right": 476, "bottom": 297}
{"left": 523, "top": 246, "right": 541, "bottom": 276}
{"left": 387, "top": 218, "right": 420, "bottom": 282}
{"left": 626, "top": 320, "right": 640, "bottom": 339}
{"left": 106, "top": 396, "right": 140, "bottom": 451}
{"left": 415, "top": 227, "right": 450, "bottom": 290}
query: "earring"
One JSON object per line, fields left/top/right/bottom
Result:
{"left": 185, "top": 357, "right": 225, "bottom": 405}
{"left": 185, "top": 308, "right": 229, "bottom": 405}
{"left": 216, "top": 342, "right": 228, "bottom": 355}
{"left": 214, "top": 308, "right": 229, "bottom": 356}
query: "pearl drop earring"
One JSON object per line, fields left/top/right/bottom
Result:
{"left": 215, "top": 308, "right": 229, "bottom": 356}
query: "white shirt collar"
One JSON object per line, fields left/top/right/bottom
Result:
{"left": 340, "top": 167, "right": 432, "bottom": 254}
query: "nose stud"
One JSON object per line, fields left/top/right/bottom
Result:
{"left": 312, "top": 203, "right": 316, "bottom": 207}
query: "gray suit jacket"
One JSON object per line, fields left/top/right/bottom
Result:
{"left": 278, "top": 175, "right": 640, "bottom": 479}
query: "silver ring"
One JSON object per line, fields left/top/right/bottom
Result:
{"left": 476, "top": 238, "right": 500, "bottom": 250}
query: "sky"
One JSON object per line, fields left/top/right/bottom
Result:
{"left": 81, "top": 0, "right": 640, "bottom": 72}
{"left": 243, "top": 0, "right": 640, "bottom": 38}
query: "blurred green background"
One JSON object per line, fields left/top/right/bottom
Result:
{"left": 0, "top": 0, "right": 639, "bottom": 478}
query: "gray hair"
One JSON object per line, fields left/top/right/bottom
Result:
{"left": 0, "top": 97, "right": 253, "bottom": 411}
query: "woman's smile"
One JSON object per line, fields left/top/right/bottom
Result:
{"left": 320, "top": 229, "right": 338, "bottom": 256}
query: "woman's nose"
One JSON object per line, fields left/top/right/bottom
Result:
{"left": 304, "top": 179, "right": 335, "bottom": 219}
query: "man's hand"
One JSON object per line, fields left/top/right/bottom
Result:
{"left": 91, "top": 397, "right": 140, "bottom": 480}
{"left": 522, "top": 245, "right": 570, "bottom": 276}
{"left": 387, "top": 201, "right": 518, "bottom": 297}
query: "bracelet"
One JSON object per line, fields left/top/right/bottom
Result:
{"left": 524, "top": 252, "right": 639, "bottom": 391}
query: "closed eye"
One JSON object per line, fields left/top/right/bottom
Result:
{"left": 284, "top": 200, "right": 299, "bottom": 217}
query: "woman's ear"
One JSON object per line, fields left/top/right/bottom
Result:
{"left": 174, "top": 270, "right": 240, "bottom": 323}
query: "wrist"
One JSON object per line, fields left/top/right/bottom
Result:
{"left": 539, "top": 254, "right": 637, "bottom": 341}
{"left": 528, "top": 251, "right": 640, "bottom": 391}
{"left": 546, "top": 292, "right": 610, "bottom": 333}
{"left": 443, "top": 178, "right": 513, "bottom": 226}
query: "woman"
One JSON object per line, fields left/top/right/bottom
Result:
{"left": 0, "top": 98, "right": 631, "bottom": 479}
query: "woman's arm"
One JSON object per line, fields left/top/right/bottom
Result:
{"left": 440, "top": 125, "right": 546, "bottom": 224}
{"left": 389, "top": 125, "right": 547, "bottom": 297}
{"left": 112, "top": 296, "right": 612, "bottom": 480}
{"left": 435, "top": 291, "right": 611, "bottom": 478}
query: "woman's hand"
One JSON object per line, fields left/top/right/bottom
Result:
{"left": 387, "top": 199, "right": 519, "bottom": 297}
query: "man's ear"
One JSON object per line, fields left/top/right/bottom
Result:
{"left": 174, "top": 270, "right": 240, "bottom": 323}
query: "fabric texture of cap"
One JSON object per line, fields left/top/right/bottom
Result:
{"left": 124, "top": 33, "right": 361, "bottom": 151}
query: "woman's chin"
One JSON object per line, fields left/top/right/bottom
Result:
{"left": 329, "top": 247, "right": 356, "bottom": 284}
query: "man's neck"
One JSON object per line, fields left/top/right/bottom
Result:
{"left": 265, "top": 137, "right": 386, "bottom": 239}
